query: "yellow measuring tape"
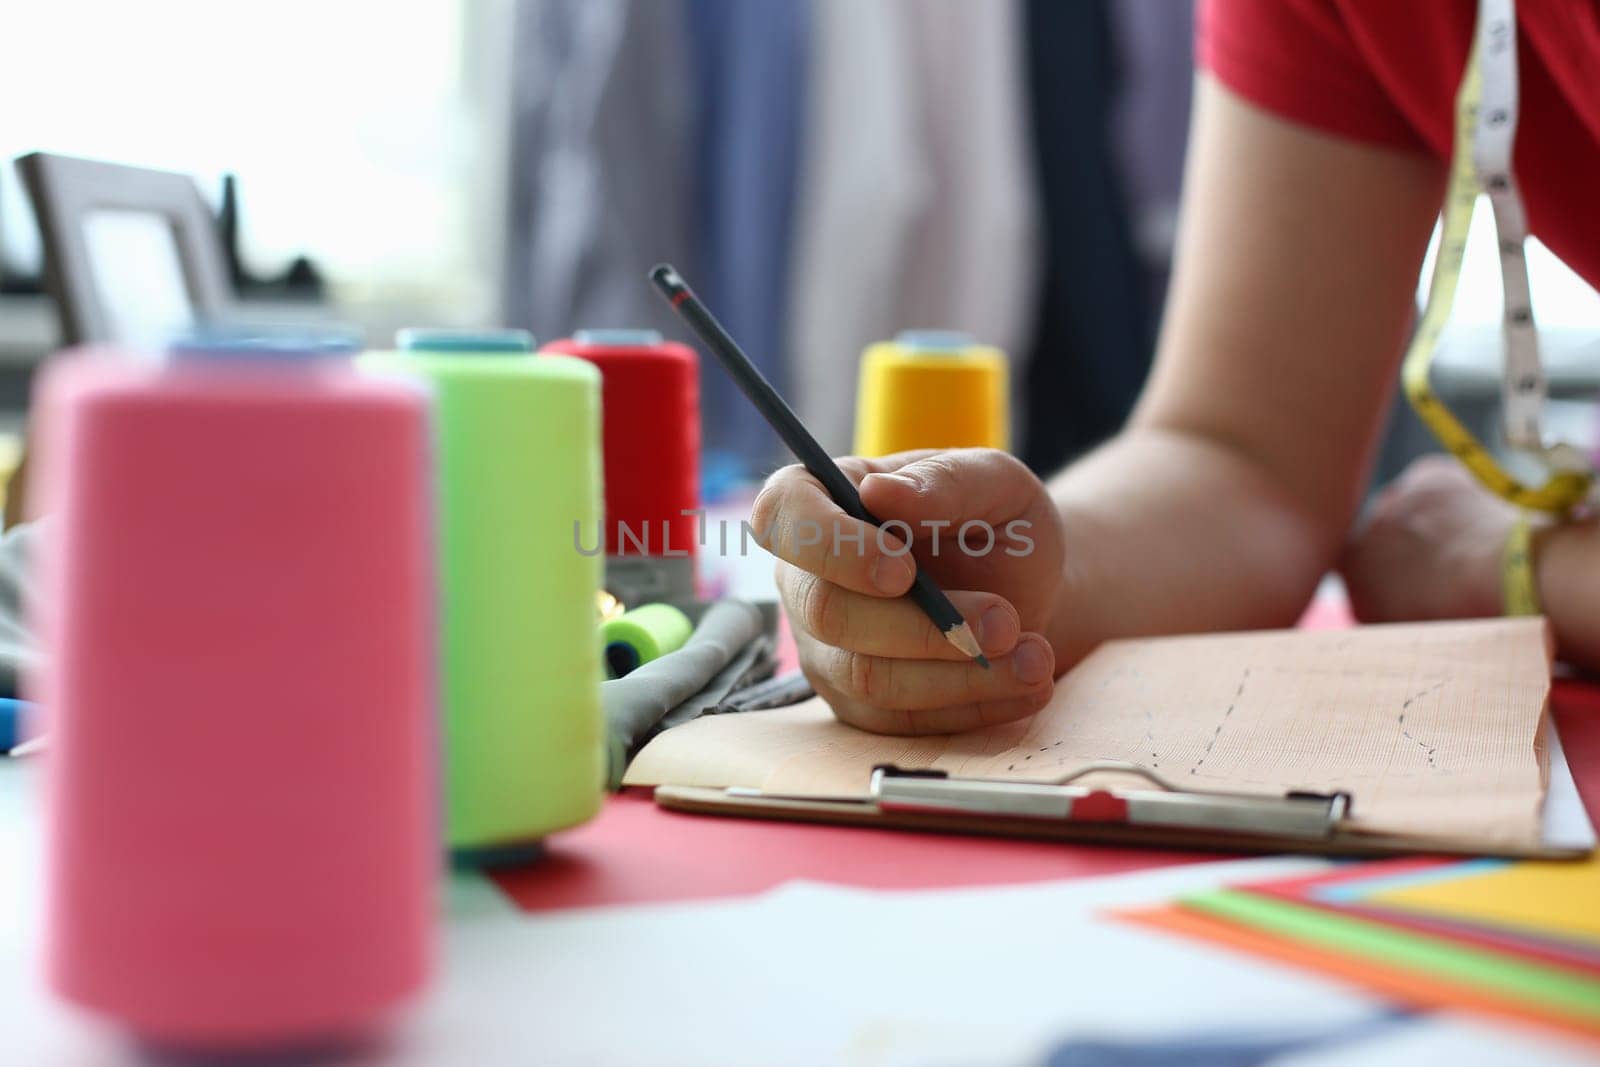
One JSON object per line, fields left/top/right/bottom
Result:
{"left": 1501, "top": 513, "right": 1541, "bottom": 616}
{"left": 1401, "top": 0, "right": 1594, "bottom": 517}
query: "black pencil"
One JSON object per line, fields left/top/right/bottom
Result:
{"left": 650, "top": 263, "right": 988, "bottom": 669}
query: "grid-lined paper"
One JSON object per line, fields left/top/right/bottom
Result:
{"left": 625, "top": 619, "right": 1554, "bottom": 849}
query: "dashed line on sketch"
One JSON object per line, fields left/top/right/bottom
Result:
{"left": 1191, "top": 668, "right": 1250, "bottom": 775}
{"left": 1398, "top": 679, "right": 1447, "bottom": 769}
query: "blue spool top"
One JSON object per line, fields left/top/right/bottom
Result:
{"left": 168, "top": 323, "right": 363, "bottom": 361}
{"left": 571, "top": 329, "right": 663, "bottom": 348}
{"left": 894, "top": 330, "right": 975, "bottom": 353}
{"left": 0, "top": 698, "right": 33, "bottom": 752}
{"left": 397, "top": 328, "right": 533, "bottom": 354}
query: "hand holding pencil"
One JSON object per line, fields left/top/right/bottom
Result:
{"left": 651, "top": 264, "right": 1063, "bottom": 736}
{"left": 753, "top": 449, "right": 1064, "bottom": 736}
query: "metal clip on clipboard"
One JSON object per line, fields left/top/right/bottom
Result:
{"left": 870, "top": 761, "right": 1351, "bottom": 841}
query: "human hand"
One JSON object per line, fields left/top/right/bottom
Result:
{"left": 1340, "top": 455, "right": 1512, "bottom": 623}
{"left": 751, "top": 448, "right": 1064, "bottom": 735}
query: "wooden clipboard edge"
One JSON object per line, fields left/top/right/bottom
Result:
{"left": 651, "top": 786, "right": 1589, "bottom": 860}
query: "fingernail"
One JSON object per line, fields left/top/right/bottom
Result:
{"left": 870, "top": 554, "right": 912, "bottom": 594}
{"left": 977, "top": 605, "right": 1018, "bottom": 652}
{"left": 1012, "top": 638, "right": 1053, "bottom": 686}
{"left": 865, "top": 471, "right": 921, "bottom": 494}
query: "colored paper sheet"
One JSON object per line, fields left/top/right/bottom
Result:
{"left": 1239, "top": 860, "right": 1600, "bottom": 976}
{"left": 1180, "top": 890, "right": 1600, "bottom": 1027}
{"left": 1251, "top": 856, "right": 1460, "bottom": 896}
{"left": 489, "top": 789, "right": 1215, "bottom": 912}
{"left": 1368, "top": 858, "right": 1600, "bottom": 947}
{"left": 1121, "top": 905, "right": 1600, "bottom": 1044}
{"left": 1334, "top": 902, "right": 1600, "bottom": 974}
{"left": 1313, "top": 858, "right": 1509, "bottom": 902}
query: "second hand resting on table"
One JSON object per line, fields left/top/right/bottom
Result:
{"left": 753, "top": 78, "right": 1600, "bottom": 737}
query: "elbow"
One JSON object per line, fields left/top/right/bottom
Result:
{"left": 1245, "top": 487, "right": 1339, "bottom": 628}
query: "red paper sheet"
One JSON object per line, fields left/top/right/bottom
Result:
{"left": 1552, "top": 678, "right": 1600, "bottom": 826}
{"left": 491, "top": 788, "right": 1215, "bottom": 911}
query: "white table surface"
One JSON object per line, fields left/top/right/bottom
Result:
{"left": 3, "top": 756, "right": 1598, "bottom": 1066}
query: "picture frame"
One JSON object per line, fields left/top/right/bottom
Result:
{"left": 18, "top": 151, "right": 231, "bottom": 345}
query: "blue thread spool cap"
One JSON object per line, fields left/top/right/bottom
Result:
{"left": 571, "top": 329, "right": 663, "bottom": 347}
{"left": 397, "top": 329, "right": 534, "bottom": 354}
{"left": 894, "top": 330, "right": 976, "bottom": 354}
{"left": 167, "top": 324, "right": 364, "bottom": 361}
{"left": 0, "top": 698, "right": 34, "bottom": 752}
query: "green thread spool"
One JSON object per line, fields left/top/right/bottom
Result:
{"left": 362, "top": 332, "right": 604, "bottom": 856}
{"left": 600, "top": 603, "right": 693, "bottom": 679}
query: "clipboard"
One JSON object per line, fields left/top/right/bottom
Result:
{"left": 652, "top": 733, "right": 1597, "bottom": 860}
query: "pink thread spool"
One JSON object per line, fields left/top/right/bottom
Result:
{"left": 32, "top": 336, "right": 437, "bottom": 1051}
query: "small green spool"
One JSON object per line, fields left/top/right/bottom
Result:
{"left": 601, "top": 603, "right": 693, "bottom": 679}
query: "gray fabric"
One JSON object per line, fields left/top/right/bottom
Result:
{"left": 602, "top": 598, "right": 774, "bottom": 789}
{"left": 0, "top": 521, "right": 41, "bottom": 697}
{"left": 654, "top": 625, "right": 774, "bottom": 732}
{"left": 714, "top": 670, "right": 813, "bottom": 714}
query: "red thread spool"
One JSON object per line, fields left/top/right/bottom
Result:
{"left": 541, "top": 331, "right": 699, "bottom": 559}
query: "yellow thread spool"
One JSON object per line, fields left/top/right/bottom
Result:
{"left": 853, "top": 332, "right": 1010, "bottom": 458}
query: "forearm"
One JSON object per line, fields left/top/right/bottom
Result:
{"left": 1029, "top": 81, "right": 1442, "bottom": 673}
{"left": 1537, "top": 518, "right": 1600, "bottom": 674}
{"left": 1042, "top": 427, "right": 1334, "bottom": 668}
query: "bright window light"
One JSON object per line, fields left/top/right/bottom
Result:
{"left": 1418, "top": 197, "right": 1600, "bottom": 329}
{"left": 2, "top": 1, "right": 498, "bottom": 310}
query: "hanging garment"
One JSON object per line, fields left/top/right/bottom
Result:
{"left": 686, "top": 0, "right": 811, "bottom": 471}
{"left": 788, "top": 0, "right": 1040, "bottom": 455}
{"left": 893, "top": 3, "right": 1041, "bottom": 385}
{"left": 1021, "top": 0, "right": 1153, "bottom": 474}
{"left": 1109, "top": 0, "right": 1195, "bottom": 315}
{"left": 502, "top": 0, "right": 697, "bottom": 344}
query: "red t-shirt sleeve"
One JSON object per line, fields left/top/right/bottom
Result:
{"left": 1197, "top": 0, "right": 1424, "bottom": 150}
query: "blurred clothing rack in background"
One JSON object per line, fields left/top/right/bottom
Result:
{"left": 501, "top": 0, "right": 1188, "bottom": 481}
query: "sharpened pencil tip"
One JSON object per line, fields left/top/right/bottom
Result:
{"left": 943, "top": 622, "right": 986, "bottom": 666}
